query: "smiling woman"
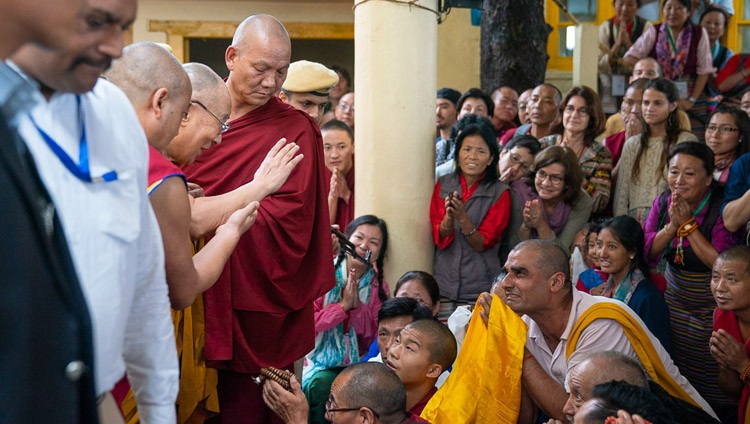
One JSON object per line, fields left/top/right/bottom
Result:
{"left": 430, "top": 115, "right": 510, "bottom": 306}
{"left": 303, "top": 214, "right": 390, "bottom": 424}
{"left": 593, "top": 216, "right": 672, "bottom": 352}
{"left": 644, "top": 141, "right": 741, "bottom": 412}
{"left": 507, "top": 145, "right": 593, "bottom": 256}
{"left": 539, "top": 86, "right": 611, "bottom": 216}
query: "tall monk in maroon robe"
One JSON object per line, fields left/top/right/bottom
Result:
{"left": 181, "top": 14, "right": 334, "bottom": 424}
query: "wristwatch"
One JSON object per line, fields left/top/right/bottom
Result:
{"left": 688, "top": 96, "right": 696, "bottom": 103}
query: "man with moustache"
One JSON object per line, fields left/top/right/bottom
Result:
{"left": 1, "top": 0, "right": 98, "bottom": 421}
{"left": 10, "top": 0, "right": 180, "bottom": 421}
{"left": 182, "top": 14, "right": 334, "bottom": 423}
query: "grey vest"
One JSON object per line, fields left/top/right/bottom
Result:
{"left": 434, "top": 173, "right": 508, "bottom": 302}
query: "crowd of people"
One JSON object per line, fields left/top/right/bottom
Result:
{"left": 5, "top": 0, "right": 750, "bottom": 424}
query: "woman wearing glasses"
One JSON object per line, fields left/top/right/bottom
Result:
{"left": 705, "top": 107, "right": 750, "bottom": 185}
{"left": 613, "top": 78, "right": 697, "bottom": 224}
{"left": 430, "top": 117, "right": 510, "bottom": 308}
{"left": 507, "top": 145, "right": 593, "bottom": 255}
{"left": 539, "top": 86, "right": 612, "bottom": 216}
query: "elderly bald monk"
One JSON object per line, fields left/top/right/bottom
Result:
{"left": 280, "top": 60, "right": 338, "bottom": 126}
{"left": 10, "top": 1, "right": 181, "bottom": 420}
{"left": 109, "top": 47, "right": 304, "bottom": 421}
{"left": 182, "top": 14, "right": 334, "bottom": 423}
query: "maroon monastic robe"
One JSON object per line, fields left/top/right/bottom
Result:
{"left": 182, "top": 96, "right": 335, "bottom": 372}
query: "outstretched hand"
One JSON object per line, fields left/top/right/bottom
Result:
{"left": 254, "top": 138, "right": 304, "bottom": 198}
{"left": 218, "top": 200, "right": 259, "bottom": 237}
{"left": 261, "top": 375, "right": 308, "bottom": 424}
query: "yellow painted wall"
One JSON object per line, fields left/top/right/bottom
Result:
{"left": 134, "top": 1, "right": 355, "bottom": 43}
{"left": 134, "top": 1, "right": 481, "bottom": 92}
{"left": 436, "top": 8, "right": 481, "bottom": 91}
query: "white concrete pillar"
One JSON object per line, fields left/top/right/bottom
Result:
{"left": 353, "top": 0, "right": 438, "bottom": 289}
{"left": 573, "top": 23, "right": 599, "bottom": 91}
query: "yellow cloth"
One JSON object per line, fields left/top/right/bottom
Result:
{"left": 120, "top": 240, "right": 219, "bottom": 424}
{"left": 421, "top": 295, "right": 527, "bottom": 423}
{"left": 566, "top": 302, "right": 699, "bottom": 408}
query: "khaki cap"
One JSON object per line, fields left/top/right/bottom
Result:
{"left": 282, "top": 60, "right": 339, "bottom": 96}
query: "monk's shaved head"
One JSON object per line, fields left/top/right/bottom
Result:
{"left": 106, "top": 42, "right": 190, "bottom": 108}
{"left": 165, "top": 63, "right": 231, "bottom": 165}
{"left": 183, "top": 62, "right": 230, "bottom": 120}
{"left": 232, "top": 14, "right": 290, "bottom": 49}
{"left": 225, "top": 14, "right": 291, "bottom": 114}
{"left": 106, "top": 41, "right": 191, "bottom": 150}
{"left": 405, "top": 319, "right": 457, "bottom": 371}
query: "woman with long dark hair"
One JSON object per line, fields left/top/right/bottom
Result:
{"left": 302, "top": 214, "right": 389, "bottom": 423}
{"left": 595, "top": 215, "right": 672, "bottom": 352}
{"left": 614, "top": 77, "right": 697, "bottom": 224}
{"left": 705, "top": 106, "right": 750, "bottom": 185}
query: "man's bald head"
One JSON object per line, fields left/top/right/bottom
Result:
{"left": 405, "top": 319, "right": 457, "bottom": 372}
{"left": 225, "top": 14, "right": 291, "bottom": 115}
{"left": 106, "top": 42, "right": 191, "bottom": 150}
{"left": 166, "top": 62, "right": 231, "bottom": 165}
{"left": 577, "top": 351, "right": 649, "bottom": 389}
{"left": 333, "top": 363, "right": 407, "bottom": 424}
{"left": 232, "top": 14, "right": 290, "bottom": 49}
{"left": 631, "top": 57, "right": 662, "bottom": 82}
{"left": 563, "top": 350, "right": 649, "bottom": 419}
{"left": 512, "top": 240, "right": 571, "bottom": 289}
{"left": 106, "top": 42, "right": 190, "bottom": 108}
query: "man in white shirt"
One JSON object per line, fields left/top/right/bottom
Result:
{"left": 10, "top": 0, "right": 180, "bottom": 421}
{"left": 479, "top": 240, "right": 715, "bottom": 421}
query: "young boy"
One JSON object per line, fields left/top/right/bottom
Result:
{"left": 385, "top": 319, "right": 457, "bottom": 415}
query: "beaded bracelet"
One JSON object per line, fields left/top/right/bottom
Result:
{"left": 740, "top": 362, "right": 750, "bottom": 385}
{"left": 673, "top": 218, "right": 698, "bottom": 265}
{"left": 677, "top": 218, "right": 698, "bottom": 237}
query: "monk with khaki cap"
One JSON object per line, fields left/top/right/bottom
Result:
{"left": 280, "top": 60, "right": 338, "bottom": 125}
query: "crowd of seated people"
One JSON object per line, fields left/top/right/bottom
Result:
{"left": 216, "top": 5, "right": 750, "bottom": 420}
{"left": 15, "top": 2, "right": 750, "bottom": 424}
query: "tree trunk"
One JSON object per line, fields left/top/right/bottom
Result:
{"left": 480, "top": 0, "right": 551, "bottom": 94}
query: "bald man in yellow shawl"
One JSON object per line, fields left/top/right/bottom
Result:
{"left": 422, "top": 240, "right": 716, "bottom": 423}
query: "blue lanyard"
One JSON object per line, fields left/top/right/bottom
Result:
{"left": 29, "top": 95, "right": 117, "bottom": 183}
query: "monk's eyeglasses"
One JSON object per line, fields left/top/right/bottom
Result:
{"left": 191, "top": 100, "right": 230, "bottom": 135}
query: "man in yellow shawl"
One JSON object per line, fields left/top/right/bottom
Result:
{"left": 423, "top": 240, "right": 716, "bottom": 423}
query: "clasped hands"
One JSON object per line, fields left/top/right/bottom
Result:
{"left": 441, "top": 191, "right": 469, "bottom": 232}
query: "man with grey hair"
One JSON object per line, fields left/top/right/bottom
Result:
{"left": 181, "top": 14, "right": 334, "bottom": 423}
{"left": 556, "top": 350, "right": 719, "bottom": 424}
{"left": 478, "top": 240, "right": 714, "bottom": 421}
